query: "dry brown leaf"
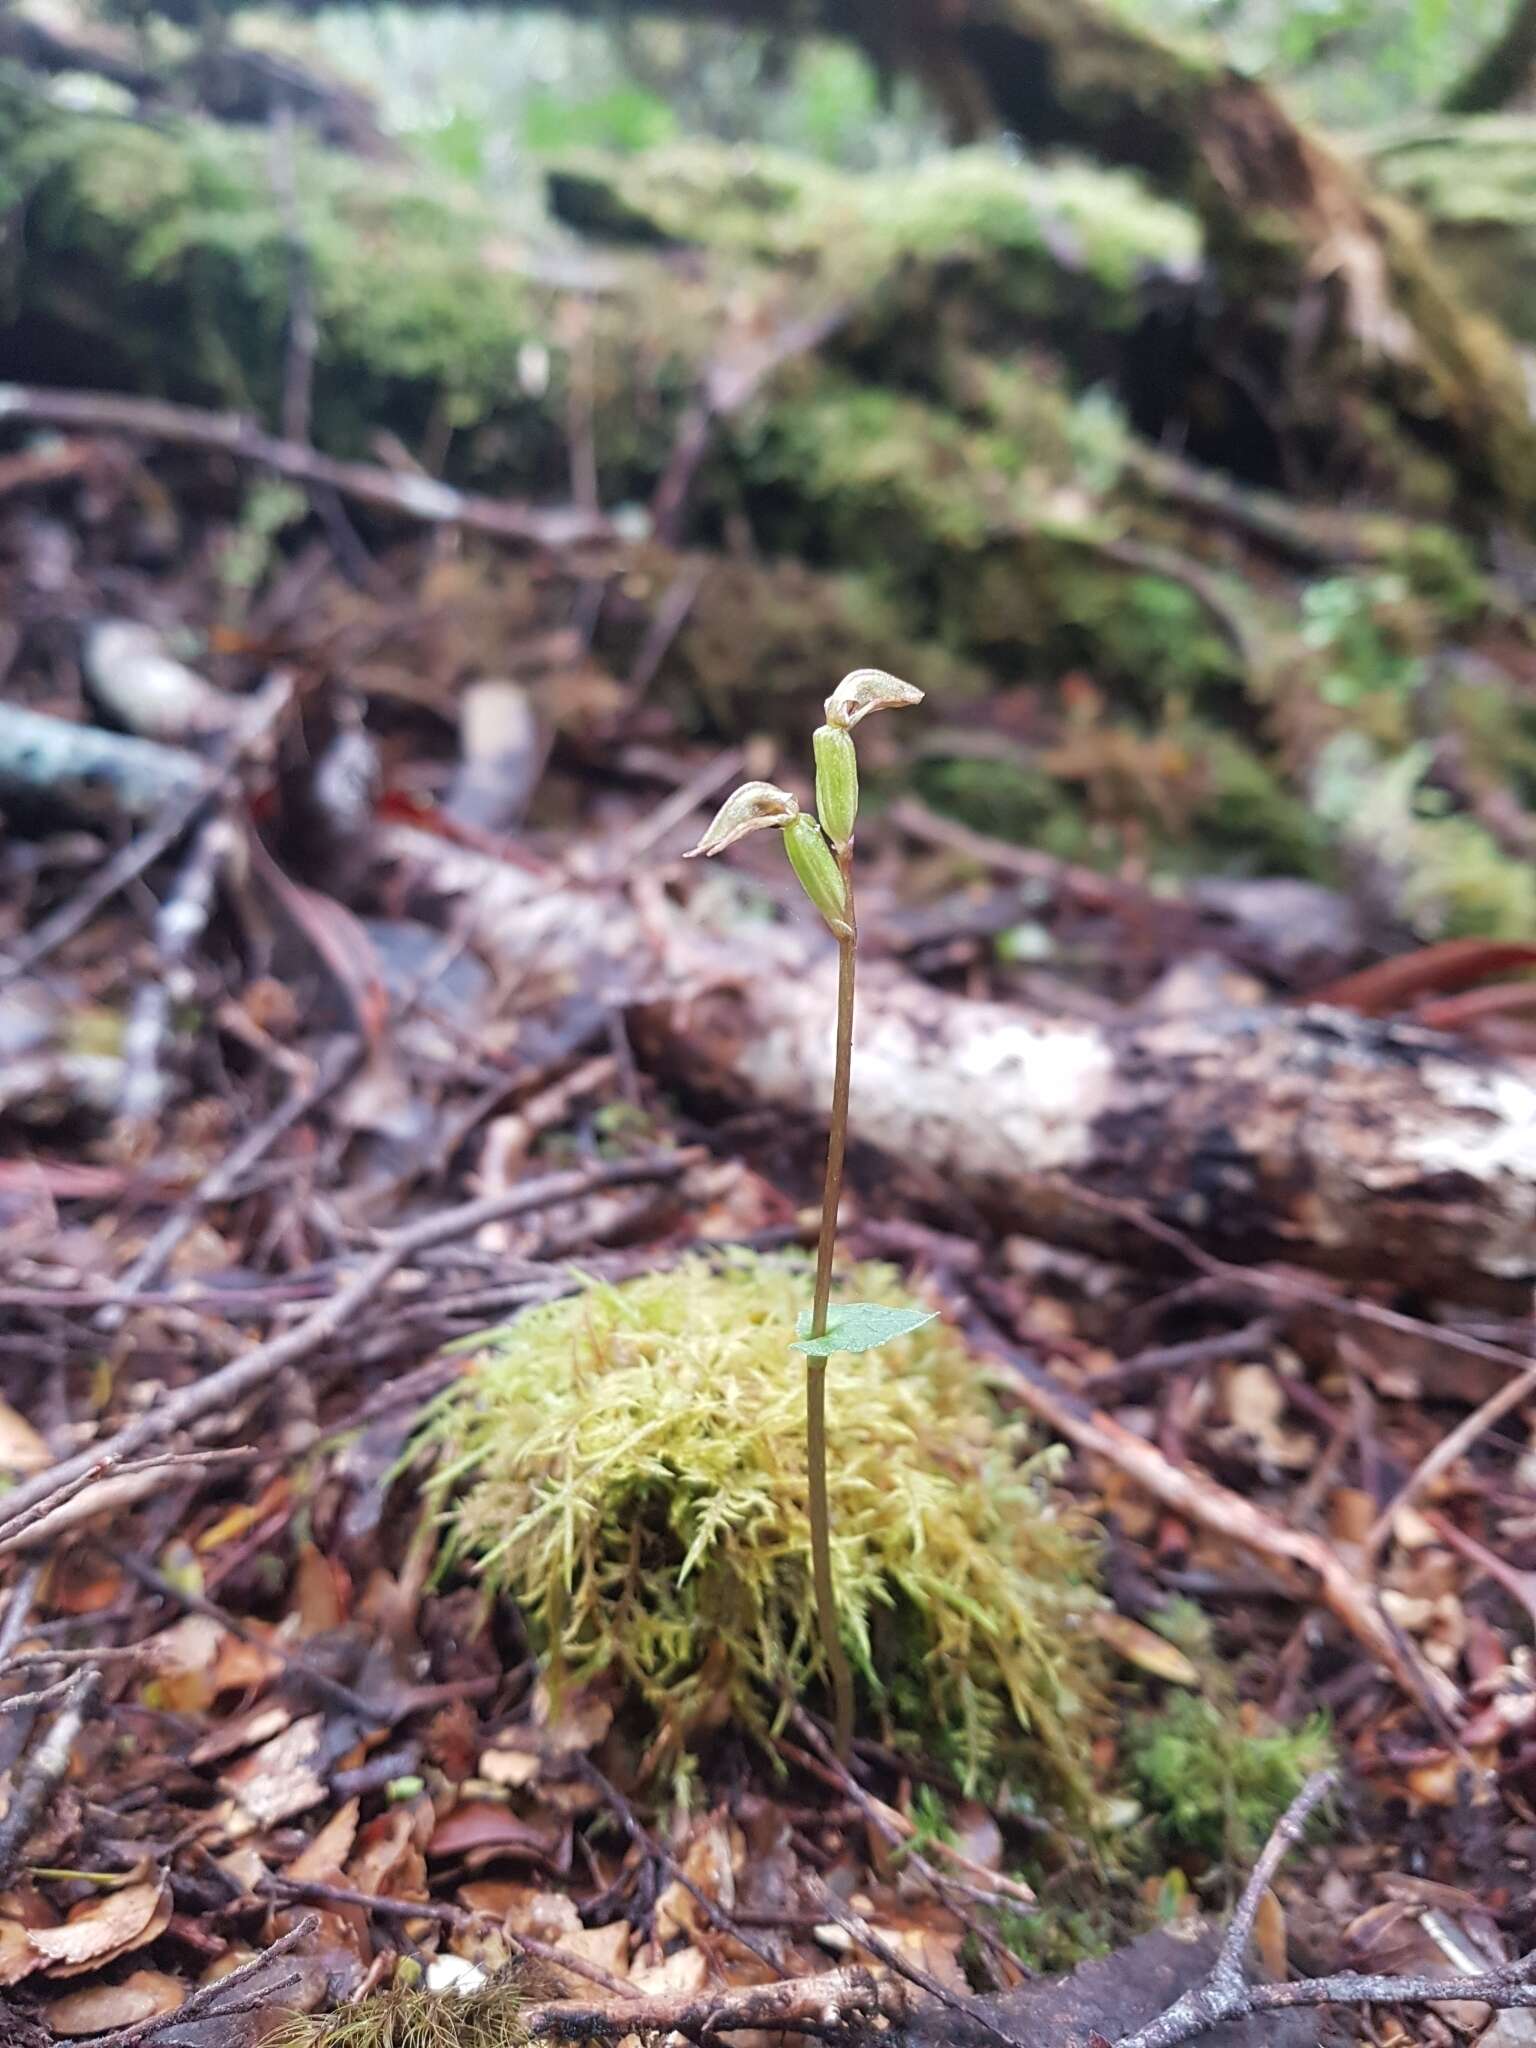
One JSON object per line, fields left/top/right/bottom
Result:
{"left": 144, "top": 1616, "right": 224, "bottom": 1675}
{"left": 219, "top": 1713, "right": 325, "bottom": 1832}
{"left": 347, "top": 1807, "right": 425, "bottom": 1903}
{"left": 287, "top": 1798, "right": 361, "bottom": 1885}
{"left": 888, "top": 1922, "right": 967, "bottom": 1992}
{"left": 45, "top": 1968, "right": 184, "bottom": 2036}
{"left": 1327, "top": 1488, "right": 1376, "bottom": 1547}
{"left": 946, "top": 1803, "right": 1004, "bottom": 1875}
{"left": 1090, "top": 1613, "right": 1200, "bottom": 1686}
{"left": 28, "top": 1880, "right": 170, "bottom": 1978}
{"left": 0, "top": 1889, "right": 58, "bottom": 1987}
{"left": 141, "top": 1615, "right": 226, "bottom": 1714}
{"left": 1219, "top": 1364, "right": 1315, "bottom": 1471}
{"left": 629, "top": 1942, "right": 709, "bottom": 1999}
{"left": 0, "top": 1400, "right": 50, "bottom": 1474}
{"left": 530, "top": 1681, "right": 614, "bottom": 1755}
{"left": 1253, "top": 1887, "right": 1288, "bottom": 1982}
{"left": 293, "top": 1543, "right": 349, "bottom": 1636}
{"left": 189, "top": 1699, "right": 292, "bottom": 1767}
{"left": 426, "top": 1800, "right": 563, "bottom": 1864}
{"left": 655, "top": 1815, "right": 739, "bottom": 1942}
{"left": 507, "top": 1890, "right": 581, "bottom": 1942}
{"left": 560, "top": 1921, "right": 630, "bottom": 1980}
{"left": 0, "top": 1468, "right": 169, "bottom": 1557}
{"left": 211, "top": 1631, "right": 283, "bottom": 1696}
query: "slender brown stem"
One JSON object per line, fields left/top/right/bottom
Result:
{"left": 808, "top": 853, "right": 857, "bottom": 1760}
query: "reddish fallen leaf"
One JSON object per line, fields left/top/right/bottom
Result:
{"left": 1415, "top": 982, "right": 1536, "bottom": 1033}
{"left": 347, "top": 1807, "right": 426, "bottom": 1902}
{"left": 1306, "top": 939, "right": 1536, "bottom": 1017}
{"left": 427, "top": 1801, "right": 564, "bottom": 1864}
{"left": 293, "top": 1541, "right": 350, "bottom": 1636}
{"left": 0, "top": 1891, "right": 59, "bottom": 1987}
{"left": 28, "top": 1881, "right": 171, "bottom": 1978}
{"left": 287, "top": 1798, "right": 361, "bottom": 1885}
{"left": 45, "top": 1969, "right": 184, "bottom": 2036}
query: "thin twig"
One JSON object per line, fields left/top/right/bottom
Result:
{"left": 0, "top": 1669, "right": 100, "bottom": 1887}
{"left": 1110, "top": 1769, "right": 1536, "bottom": 2045}
{"left": 4, "top": 1149, "right": 697, "bottom": 1528}
{"left": 1363, "top": 1355, "right": 1536, "bottom": 1562}
{"left": 960, "top": 1309, "right": 1463, "bottom": 1730}
{"left": 803, "top": 1877, "right": 1020, "bottom": 2048}
{"left": 0, "top": 385, "right": 608, "bottom": 549}
{"left": 95, "top": 1033, "right": 363, "bottom": 1330}
{"left": 575, "top": 1755, "right": 780, "bottom": 1971}
{"left": 0, "top": 1448, "right": 252, "bottom": 1556}
{"left": 0, "top": 672, "right": 291, "bottom": 986}
{"left": 86, "top": 1914, "right": 316, "bottom": 2048}
{"left": 110, "top": 1545, "right": 381, "bottom": 1723}
{"left": 527, "top": 1965, "right": 900, "bottom": 2043}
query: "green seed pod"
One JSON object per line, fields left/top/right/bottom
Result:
{"left": 813, "top": 723, "right": 859, "bottom": 851}
{"left": 783, "top": 813, "right": 851, "bottom": 939}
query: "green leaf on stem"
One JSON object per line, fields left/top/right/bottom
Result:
{"left": 792, "top": 1302, "right": 939, "bottom": 1357}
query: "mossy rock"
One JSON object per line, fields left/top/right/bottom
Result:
{"left": 731, "top": 379, "right": 1245, "bottom": 704}
{"left": 0, "top": 76, "right": 713, "bottom": 483}
{"left": 604, "top": 549, "right": 987, "bottom": 730}
{"left": 418, "top": 1254, "right": 1105, "bottom": 1801}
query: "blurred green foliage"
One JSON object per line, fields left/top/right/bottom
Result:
{"left": 282, "top": 0, "right": 1521, "bottom": 188}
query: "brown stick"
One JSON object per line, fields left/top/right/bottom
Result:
{"left": 527, "top": 1965, "right": 902, "bottom": 2042}
{"left": 0, "top": 1150, "right": 696, "bottom": 1529}
{"left": 963, "top": 1317, "right": 1462, "bottom": 1730}
{"left": 0, "top": 385, "right": 609, "bottom": 550}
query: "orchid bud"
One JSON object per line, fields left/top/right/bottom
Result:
{"left": 683, "top": 780, "right": 799, "bottom": 859}
{"left": 824, "top": 668, "right": 923, "bottom": 733}
{"left": 813, "top": 723, "right": 858, "bottom": 851}
{"left": 783, "top": 813, "right": 851, "bottom": 939}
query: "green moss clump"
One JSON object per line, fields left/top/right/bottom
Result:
{"left": 418, "top": 1254, "right": 1104, "bottom": 1800}
{"left": 1126, "top": 1691, "right": 1334, "bottom": 1862}
{"left": 1184, "top": 727, "right": 1337, "bottom": 881}
{"left": 639, "top": 551, "right": 987, "bottom": 728}
{"left": 1314, "top": 734, "right": 1536, "bottom": 939}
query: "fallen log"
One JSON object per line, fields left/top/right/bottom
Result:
{"left": 391, "top": 829, "right": 1536, "bottom": 1306}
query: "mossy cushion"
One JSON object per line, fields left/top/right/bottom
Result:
{"left": 418, "top": 1253, "right": 1104, "bottom": 1797}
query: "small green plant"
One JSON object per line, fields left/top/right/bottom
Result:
{"left": 684, "top": 667, "right": 928, "bottom": 1757}
{"left": 419, "top": 1253, "right": 1103, "bottom": 1797}
{"left": 1126, "top": 1689, "right": 1334, "bottom": 1864}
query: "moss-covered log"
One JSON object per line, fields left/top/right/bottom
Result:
{"left": 8, "top": 79, "right": 1536, "bottom": 934}
{"left": 105, "top": 0, "right": 1536, "bottom": 525}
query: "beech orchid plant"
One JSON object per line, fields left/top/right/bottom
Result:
{"left": 685, "top": 668, "right": 934, "bottom": 1756}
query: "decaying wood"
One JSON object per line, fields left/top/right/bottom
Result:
{"left": 388, "top": 833, "right": 1536, "bottom": 1307}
